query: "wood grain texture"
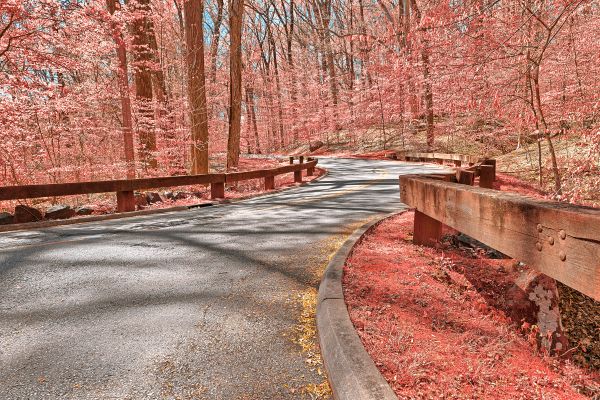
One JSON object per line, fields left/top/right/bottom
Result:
{"left": 399, "top": 176, "right": 600, "bottom": 300}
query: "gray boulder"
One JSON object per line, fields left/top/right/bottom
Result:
{"left": 0, "top": 212, "right": 14, "bottom": 225}
{"left": 309, "top": 140, "right": 324, "bottom": 152}
{"left": 165, "top": 191, "right": 189, "bottom": 201}
{"left": 146, "top": 192, "right": 163, "bottom": 204}
{"left": 46, "top": 205, "right": 76, "bottom": 220}
{"left": 14, "top": 205, "right": 43, "bottom": 223}
{"left": 134, "top": 192, "right": 148, "bottom": 207}
{"left": 75, "top": 206, "right": 94, "bottom": 216}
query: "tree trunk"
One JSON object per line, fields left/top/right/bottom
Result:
{"left": 227, "top": 0, "right": 244, "bottom": 170}
{"left": 209, "top": 0, "right": 225, "bottom": 81}
{"left": 184, "top": 0, "right": 210, "bottom": 175}
{"left": 357, "top": 0, "right": 372, "bottom": 87}
{"left": 531, "top": 63, "right": 562, "bottom": 194}
{"left": 106, "top": 0, "right": 135, "bottom": 179}
{"left": 131, "top": 0, "right": 157, "bottom": 170}
{"left": 286, "top": 0, "right": 299, "bottom": 143}
{"left": 316, "top": 0, "right": 340, "bottom": 134}
{"left": 422, "top": 42, "right": 434, "bottom": 150}
{"left": 245, "top": 86, "right": 261, "bottom": 154}
{"left": 268, "top": 30, "right": 285, "bottom": 149}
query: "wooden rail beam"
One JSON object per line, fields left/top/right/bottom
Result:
{"left": 399, "top": 176, "right": 600, "bottom": 300}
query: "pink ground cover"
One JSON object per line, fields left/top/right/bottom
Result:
{"left": 343, "top": 211, "right": 599, "bottom": 399}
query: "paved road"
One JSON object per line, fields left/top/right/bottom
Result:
{"left": 0, "top": 158, "right": 447, "bottom": 399}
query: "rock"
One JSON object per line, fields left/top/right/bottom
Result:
{"left": 507, "top": 270, "right": 568, "bottom": 355}
{"left": 134, "top": 192, "right": 148, "bottom": 207}
{"left": 146, "top": 192, "right": 163, "bottom": 204}
{"left": 45, "top": 205, "right": 75, "bottom": 220}
{"left": 75, "top": 206, "right": 94, "bottom": 216}
{"left": 14, "top": 205, "right": 43, "bottom": 223}
{"left": 309, "top": 140, "right": 324, "bottom": 152}
{"left": 0, "top": 212, "right": 14, "bottom": 225}
{"left": 165, "top": 191, "right": 189, "bottom": 201}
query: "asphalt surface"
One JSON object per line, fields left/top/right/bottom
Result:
{"left": 0, "top": 158, "right": 447, "bottom": 399}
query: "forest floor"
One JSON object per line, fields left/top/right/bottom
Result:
{"left": 0, "top": 156, "right": 325, "bottom": 223}
{"left": 343, "top": 210, "right": 600, "bottom": 399}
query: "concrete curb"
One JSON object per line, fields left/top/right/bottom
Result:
{"left": 317, "top": 212, "right": 401, "bottom": 400}
{"left": 0, "top": 168, "right": 328, "bottom": 233}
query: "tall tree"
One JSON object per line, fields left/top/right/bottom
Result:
{"left": 227, "top": 0, "right": 244, "bottom": 170}
{"left": 209, "top": 0, "right": 225, "bottom": 81}
{"left": 184, "top": 0, "right": 210, "bottom": 174}
{"left": 106, "top": 0, "right": 135, "bottom": 179}
{"left": 131, "top": 0, "right": 157, "bottom": 169}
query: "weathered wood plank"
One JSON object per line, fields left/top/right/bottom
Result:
{"left": 399, "top": 176, "right": 600, "bottom": 300}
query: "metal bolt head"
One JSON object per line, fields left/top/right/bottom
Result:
{"left": 536, "top": 242, "right": 543, "bottom": 251}
{"left": 559, "top": 251, "right": 566, "bottom": 261}
{"left": 537, "top": 224, "right": 543, "bottom": 232}
{"left": 548, "top": 237, "right": 554, "bottom": 245}
{"left": 559, "top": 230, "right": 566, "bottom": 240}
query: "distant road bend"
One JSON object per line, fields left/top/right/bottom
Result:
{"left": 0, "top": 158, "right": 449, "bottom": 399}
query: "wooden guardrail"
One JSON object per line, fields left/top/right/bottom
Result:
{"left": 398, "top": 151, "right": 497, "bottom": 188}
{"left": 399, "top": 174, "right": 600, "bottom": 301}
{"left": 0, "top": 158, "right": 318, "bottom": 213}
{"left": 397, "top": 151, "right": 480, "bottom": 165}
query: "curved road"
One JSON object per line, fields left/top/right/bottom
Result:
{"left": 0, "top": 158, "right": 447, "bottom": 399}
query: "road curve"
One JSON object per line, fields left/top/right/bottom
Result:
{"left": 0, "top": 158, "right": 448, "bottom": 399}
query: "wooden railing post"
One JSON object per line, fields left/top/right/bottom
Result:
{"left": 299, "top": 155, "right": 304, "bottom": 163}
{"left": 289, "top": 156, "right": 294, "bottom": 164}
{"left": 457, "top": 170, "right": 475, "bottom": 185}
{"left": 294, "top": 170, "right": 302, "bottom": 183}
{"left": 264, "top": 176, "right": 275, "bottom": 190}
{"left": 413, "top": 210, "right": 442, "bottom": 246}
{"left": 116, "top": 191, "right": 136, "bottom": 212}
{"left": 211, "top": 181, "right": 225, "bottom": 199}
{"left": 454, "top": 160, "right": 461, "bottom": 167}
{"left": 481, "top": 159, "right": 496, "bottom": 181}
{"left": 479, "top": 165, "right": 494, "bottom": 189}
